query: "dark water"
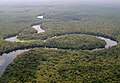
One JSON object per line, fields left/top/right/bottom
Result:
{"left": 0, "top": 15, "right": 118, "bottom": 77}
{"left": 0, "top": 49, "right": 30, "bottom": 77}
{"left": 0, "top": 35, "right": 117, "bottom": 77}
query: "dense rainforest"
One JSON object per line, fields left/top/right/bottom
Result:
{"left": 0, "top": 3, "right": 120, "bottom": 83}
{"left": 1, "top": 48, "right": 120, "bottom": 82}
{"left": 45, "top": 34, "right": 106, "bottom": 50}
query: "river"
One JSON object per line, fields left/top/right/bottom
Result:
{"left": 0, "top": 49, "right": 30, "bottom": 76}
{"left": 0, "top": 15, "right": 118, "bottom": 77}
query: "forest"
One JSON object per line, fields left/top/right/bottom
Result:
{"left": 45, "top": 34, "right": 106, "bottom": 50}
{"left": 1, "top": 48, "right": 120, "bottom": 82}
{"left": 0, "top": 3, "right": 120, "bottom": 83}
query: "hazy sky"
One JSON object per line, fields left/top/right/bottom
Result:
{"left": 0, "top": 0, "right": 120, "bottom": 5}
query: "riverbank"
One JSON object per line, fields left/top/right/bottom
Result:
{"left": 0, "top": 29, "right": 118, "bottom": 77}
{"left": 0, "top": 15, "right": 118, "bottom": 77}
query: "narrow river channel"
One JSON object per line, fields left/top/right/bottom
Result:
{"left": 0, "top": 15, "right": 118, "bottom": 77}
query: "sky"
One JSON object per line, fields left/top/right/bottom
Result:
{"left": 0, "top": 0, "right": 120, "bottom": 5}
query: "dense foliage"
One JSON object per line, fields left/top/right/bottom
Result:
{"left": 0, "top": 3, "right": 120, "bottom": 83}
{"left": 1, "top": 48, "right": 120, "bottom": 82}
{"left": 0, "top": 40, "right": 44, "bottom": 55}
{"left": 17, "top": 6, "right": 120, "bottom": 41}
{"left": 45, "top": 34, "right": 106, "bottom": 50}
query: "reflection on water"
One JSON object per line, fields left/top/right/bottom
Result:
{"left": 0, "top": 16, "right": 46, "bottom": 77}
{"left": 0, "top": 58, "right": 5, "bottom": 66}
{"left": 32, "top": 25, "right": 45, "bottom": 34}
{"left": 1, "top": 35, "right": 118, "bottom": 77}
{"left": 1, "top": 15, "right": 118, "bottom": 77}
{"left": 5, "top": 36, "right": 19, "bottom": 42}
{"left": 0, "top": 49, "right": 29, "bottom": 77}
{"left": 97, "top": 37, "right": 117, "bottom": 49}
{"left": 1, "top": 23, "right": 45, "bottom": 77}
{"left": 5, "top": 24, "right": 45, "bottom": 42}
{"left": 37, "top": 15, "right": 43, "bottom": 19}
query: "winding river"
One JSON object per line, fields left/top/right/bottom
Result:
{"left": 0, "top": 15, "right": 118, "bottom": 77}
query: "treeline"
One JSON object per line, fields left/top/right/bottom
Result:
{"left": 15, "top": 5, "right": 120, "bottom": 42}
{"left": 0, "top": 4, "right": 120, "bottom": 83}
{"left": 0, "top": 34, "right": 106, "bottom": 55}
{"left": 45, "top": 34, "right": 106, "bottom": 50}
{"left": 0, "top": 5, "right": 45, "bottom": 39}
{"left": 0, "top": 40, "right": 44, "bottom": 55}
{"left": 1, "top": 47, "right": 120, "bottom": 82}
{"left": 18, "top": 19, "right": 120, "bottom": 42}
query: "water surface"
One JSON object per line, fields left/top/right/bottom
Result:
{"left": 97, "top": 37, "right": 117, "bottom": 49}
{"left": 37, "top": 15, "right": 43, "bottom": 19}
{"left": 0, "top": 34, "right": 117, "bottom": 77}
{"left": 32, "top": 25, "right": 45, "bottom": 34}
{"left": 0, "top": 49, "right": 29, "bottom": 77}
{"left": 5, "top": 36, "right": 19, "bottom": 42}
{"left": 0, "top": 15, "right": 118, "bottom": 77}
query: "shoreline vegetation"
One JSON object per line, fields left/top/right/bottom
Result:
{"left": 1, "top": 47, "right": 120, "bottom": 82}
{"left": 45, "top": 34, "right": 106, "bottom": 50}
{"left": 1, "top": 32, "right": 117, "bottom": 55}
{"left": 0, "top": 4, "right": 120, "bottom": 82}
